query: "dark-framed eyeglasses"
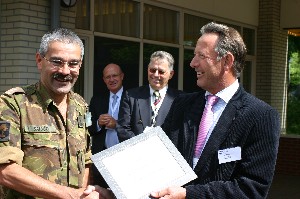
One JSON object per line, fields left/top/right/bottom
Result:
{"left": 42, "top": 55, "right": 82, "bottom": 71}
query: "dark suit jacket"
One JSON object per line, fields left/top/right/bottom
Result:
{"left": 88, "top": 93, "right": 109, "bottom": 154}
{"left": 162, "top": 85, "right": 280, "bottom": 199}
{"left": 117, "top": 85, "right": 183, "bottom": 142}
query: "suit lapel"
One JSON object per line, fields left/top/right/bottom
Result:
{"left": 156, "top": 89, "right": 174, "bottom": 126}
{"left": 104, "top": 94, "right": 110, "bottom": 113}
{"left": 137, "top": 86, "right": 151, "bottom": 127}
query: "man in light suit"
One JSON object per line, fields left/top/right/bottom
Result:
{"left": 151, "top": 22, "right": 280, "bottom": 199}
{"left": 88, "top": 63, "right": 124, "bottom": 188}
{"left": 117, "top": 51, "right": 183, "bottom": 142}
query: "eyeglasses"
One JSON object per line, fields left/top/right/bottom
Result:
{"left": 42, "top": 55, "right": 82, "bottom": 71}
{"left": 148, "top": 68, "right": 166, "bottom": 75}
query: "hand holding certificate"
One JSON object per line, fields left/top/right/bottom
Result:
{"left": 91, "top": 126, "right": 197, "bottom": 199}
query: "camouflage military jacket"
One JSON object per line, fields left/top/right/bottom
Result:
{"left": 0, "top": 82, "right": 92, "bottom": 199}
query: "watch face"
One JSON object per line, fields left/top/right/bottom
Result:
{"left": 61, "top": 0, "right": 77, "bottom": 7}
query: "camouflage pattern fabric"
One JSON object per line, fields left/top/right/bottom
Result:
{"left": 0, "top": 82, "right": 92, "bottom": 199}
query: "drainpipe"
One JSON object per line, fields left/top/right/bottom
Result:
{"left": 51, "top": 0, "right": 60, "bottom": 29}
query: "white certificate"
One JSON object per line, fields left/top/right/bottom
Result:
{"left": 91, "top": 126, "right": 197, "bottom": 199}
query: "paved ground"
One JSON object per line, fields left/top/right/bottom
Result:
{"left": 268, "top": 174, "right": 300, "bottom": 199}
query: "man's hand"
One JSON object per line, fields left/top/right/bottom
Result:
{"left": 83, "top": 185, "right": 115, "bottom": 199}
{"left": 106, "top": 117, "right": 116, "bottom": 129}
{"left": 150, "top": 186, "right": 186, "bottom": 199}
{"left": 98, "top": 114, "right": 114, "bottom": 127}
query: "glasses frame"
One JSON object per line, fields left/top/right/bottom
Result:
{"left": 42, "top": 55, "right": 82, "bottom": 71}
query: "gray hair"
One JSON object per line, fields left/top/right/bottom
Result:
{"left": 149, "top": 51, "right": 174, "bottom": 71}
{"left": 38, "top": 28, "right": 84, "bottom": 59}
{"left": 200, "top": 22, "right": 247, "bottom": 77}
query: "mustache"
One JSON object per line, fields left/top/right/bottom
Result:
{"left": 53, "top": 73, "right": 73, "bottom": 81}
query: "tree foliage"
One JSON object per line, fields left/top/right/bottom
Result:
{"left": 288, "top": 35, "right": 300, "bottom": 58}
{"left": 287, "top": 35, "right": 300, "bottom": 135}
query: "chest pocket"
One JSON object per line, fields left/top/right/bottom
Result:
{"left": 22, "top": 125, "right": 60, "bottom": 148}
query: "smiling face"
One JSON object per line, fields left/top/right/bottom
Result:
{"left": 36, "top": 41, "right": 81, "bottom": 98}
{"left": 190, "top": 33, "right": 231, "bottom": 94}
{"left": 103, "top": 63, "right": 124, "bottom": 94}
{"left": 148, "top": 59, "right": 174, "bottom": 90}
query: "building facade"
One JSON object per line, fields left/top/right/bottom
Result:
{"left": 0, "top": 0, "right": 297, "bottom": 133}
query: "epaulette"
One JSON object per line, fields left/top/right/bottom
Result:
{"left": 4, "top": 87, "right": 25, "bottom": 95}
{"left": 21, "top": 84, "right": 37, "bottom": 95}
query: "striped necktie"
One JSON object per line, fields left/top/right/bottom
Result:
{"left": 153, "top": 90, "right": 161, "bottom": 106}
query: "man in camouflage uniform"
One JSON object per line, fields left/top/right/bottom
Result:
{"left": 0, "top": 28, "right": 113, "bottom": 199}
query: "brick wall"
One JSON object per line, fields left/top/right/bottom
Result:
{"left": 275, "top": 136, "right": 300, "bottom": 176}
{"left": 0, "top": 0, "right": 78, "bottom": 94}
{"left": 0, "top": 0, "right": 50, "bottom": 94}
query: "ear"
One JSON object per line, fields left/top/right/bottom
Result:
{"left": 169, "top": 70, "right": 174, "bottom": 79}
{"left": 120, "top": 72, "right": 124, "bottom": 80}
{"left": 224, "top": 52, "right": 234, "bottom": 70}
{"left": 36, "top": 53, "right": 43, "bottom": 71}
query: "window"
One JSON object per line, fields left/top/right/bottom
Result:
{"left": 144, "top": 4, "right": 179, "bottom": 43}
{"left": 183, "top": 49, "right": 200, "bottom": 92}
{"left": 75, "top": 0, "right": 90, "bottom": 30}
{"left": 243, "top": 27, "right": 256, "bottom": 56}
{"left": 184, "top": 14, "right": 211, "bottom": 47}
{"left": 93, "top": 37, "right": 140, "bottom": 95}
{"left": 94, "top": 0, "right": 140, "bottom": 37}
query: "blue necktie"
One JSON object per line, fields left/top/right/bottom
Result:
{"left": 112, "top": 94, "right": 117, "bottom": 109}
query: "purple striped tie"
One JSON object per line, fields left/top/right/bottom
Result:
{"left": 194, "top": 95, "right": 219, "bottom": 158}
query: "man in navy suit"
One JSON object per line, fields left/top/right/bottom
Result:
{"left": 88, "top": 63, "right": 124, "bottom": 187}
{"left": 117, "top": 51, "right": 183, "bottom": 142}
{"left": 151, "top": 22, "right": 280, "bottom": 199}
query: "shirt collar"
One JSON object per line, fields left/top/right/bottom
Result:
{"left": 110, "top": 87, "right": 123, "bottom": 99}
{"left": 149, "top": 85, "right": 168, "bottom": 97}
{"left": 206, "top": 79, "right": 239, "bottom": 103}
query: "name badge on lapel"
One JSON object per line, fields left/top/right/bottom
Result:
{"left": 78, "top": 115, "right": 85, "bottom": 128}
{"left": 218, "top": 146, "right": 241, "bottom": 164}
{"left": 85, "top": 112, "right": 92, "bottom": 127}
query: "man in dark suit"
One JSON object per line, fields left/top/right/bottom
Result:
{"left": 117, "top": 51, "right": 183, "bottom": 142}
{"left": 151, "top": 22, "right": 280, "bottom": 199}
{"left": 88, "top": 63, "right": 124, "bottom": 187}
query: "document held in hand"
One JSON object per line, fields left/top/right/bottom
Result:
{"left": 91, "top": 126, "right": 197, "bottom": 199}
